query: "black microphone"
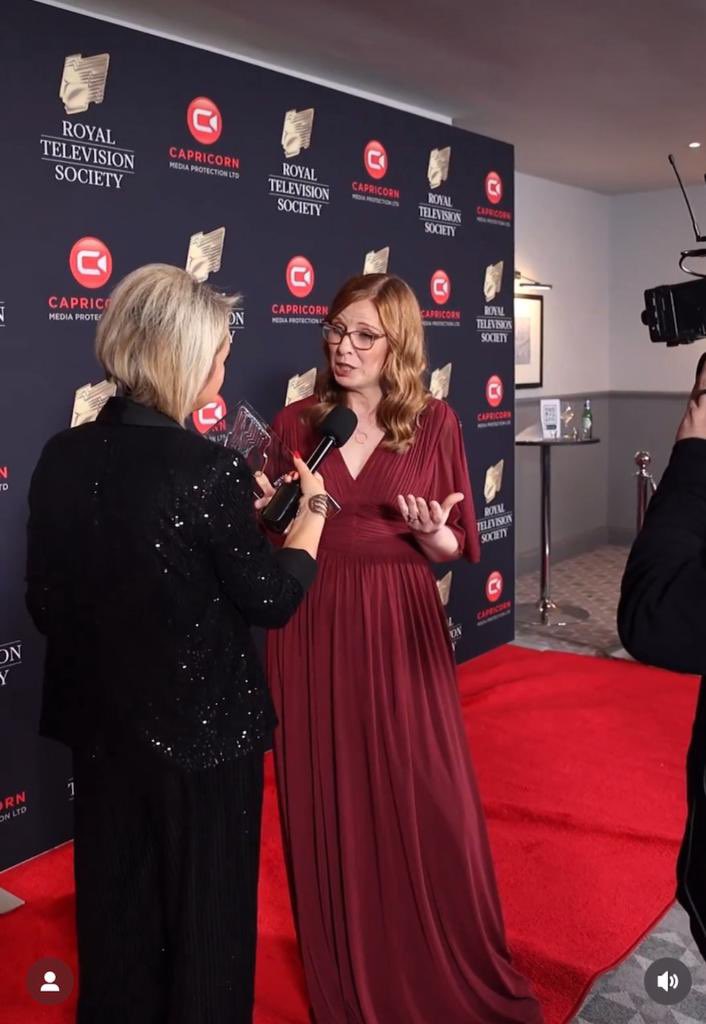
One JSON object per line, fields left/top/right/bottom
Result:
{"left": 262, "top": 405, "right": 358, "bottom": 533}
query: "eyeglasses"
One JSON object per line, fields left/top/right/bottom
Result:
{"left": 321, "top": 321, "right": 385, "bottom": 351}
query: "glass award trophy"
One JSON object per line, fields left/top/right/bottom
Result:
{"left": 205, "top": 400, "right": 340, "bottom": 516}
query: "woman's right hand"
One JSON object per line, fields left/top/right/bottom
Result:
{"left": 292, "top": 455, "right": 325, "bottom": 500}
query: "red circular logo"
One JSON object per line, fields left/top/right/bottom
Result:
{"left": 430, "top": 269, "right": 451, "bottom": 306}
{"left": 485, "top": 170, "right": 503, "bottom": 205}
{"left": 486, "top": 571, "right": 504, "bottom": 603}
{"left": 192, "top": 395, "right": 227, "bottom": 435}
{"left": 364, "top": 139, "right": 388, "bottom": 180}
{"left": 286, "top": 256, "right": 315, "bottom": 298}
{"left": 187, "top": 96, "right": 222, "bottom": 145}
{"left": 69, "top": 237, "right": 112, "bottom": 289}
{"left": 486, "top": 375, "right": 504, "bottom": 408}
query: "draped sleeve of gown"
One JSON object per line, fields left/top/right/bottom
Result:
{"left": 265, "top": 396, "right": 544, "bottom": 1024}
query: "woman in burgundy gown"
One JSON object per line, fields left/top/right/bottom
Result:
{"left": 264, "top": 273, "right": 543, "bottom": 1024}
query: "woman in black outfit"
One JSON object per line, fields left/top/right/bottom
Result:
{"left": 25, "top": 264, "right": 327, "bottom": 1023}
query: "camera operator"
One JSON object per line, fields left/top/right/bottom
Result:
{"left": 618, "top": 351, "right": 706, "bottom": 958}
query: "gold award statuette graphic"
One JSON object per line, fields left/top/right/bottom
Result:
{"left": 484, "top": 459, "right": 504, "bottom": 504}
{"left": 285, "top": 367, "right": 317, "bottom": 406}
{"left": 71, "top": 381, "right": 117, "bottom": 428}
{"left": 427, "top": 146, "right": 451, "bottom": 190}
{"left": 483, "top": 260, "right": 504, "bottom": 303}
{"left": 437, "top": 571, "right": 453, "bottom": 607}
{"left": 60, "top": 53, "right": 110, "bottom": 115}
{"left": 430, "top": 363, "right": 452, "bottom": 401}
{"left": 186, "top": 227, "right": 226, "bottom": 283}
{"left": 363, "top": 246, "right": 390, "bottom": 275}
{"left": 281, "top": 108, "right": 315, "bottom": 158}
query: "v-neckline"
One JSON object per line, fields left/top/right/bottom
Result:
{"left": 336, "top": 439, "right": 383, "bottom": 483}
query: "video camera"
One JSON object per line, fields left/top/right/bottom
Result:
{"left": 641, "top": 155, "right": 706, "bottom": 346}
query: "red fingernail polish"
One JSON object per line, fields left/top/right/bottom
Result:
{"left": 293, "top": 450, "right": 302, "bottom": 459}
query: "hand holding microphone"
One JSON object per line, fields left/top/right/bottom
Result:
{"left": 260, "top": 406, "right": 357, "bottom": 533}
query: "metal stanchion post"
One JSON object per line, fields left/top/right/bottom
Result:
{"left": 634, "top": 451, "right": 657, "bottom": 534}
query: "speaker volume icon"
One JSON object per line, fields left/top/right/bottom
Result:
{"left": 657, "top": 971, "right": 679, "bottom": 992}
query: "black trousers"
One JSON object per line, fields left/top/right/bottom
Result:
{"left": 72, "top": 745, "right": 265, "bottom": 1024}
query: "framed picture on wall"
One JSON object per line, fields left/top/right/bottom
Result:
{"left": 514, "top": 294, "right": 543, "bottom": 388}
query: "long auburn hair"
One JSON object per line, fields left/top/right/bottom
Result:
{"left": 309, "top": 273, "right": 430, "bottom": 453}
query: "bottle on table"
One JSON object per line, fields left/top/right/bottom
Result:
{"left": 581, "top": 399, "right": 593, "bottom": 440}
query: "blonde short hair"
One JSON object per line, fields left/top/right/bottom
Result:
{"left": 96, "top": 264, "right": 236, "bottom": 425}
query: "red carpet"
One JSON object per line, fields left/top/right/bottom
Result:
{"left": 0, "top": 644, "right": 698, "bottom": 1023}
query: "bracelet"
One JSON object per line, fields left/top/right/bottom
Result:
{"left": 308, "top": 494, "right": 329, "bottom": 518}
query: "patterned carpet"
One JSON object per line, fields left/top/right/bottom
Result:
{"left": 516, "top": 544, "right": 629, "bottom": 657}
{"left": 514, "top": 545, "right": 704, "bottom": 1022}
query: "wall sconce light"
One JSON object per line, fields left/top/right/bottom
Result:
{"left": 515, "top": 270, "right": 552, "bottom": 292}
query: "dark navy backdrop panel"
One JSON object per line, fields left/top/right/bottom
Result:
{"left": 0, "top": 0, "right": 516, "bottom": 869}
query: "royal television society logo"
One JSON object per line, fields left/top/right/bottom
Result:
{"left": 363, "top": 246, "right": 390, "bottom": 275}
{"left": 477, "top": 261, "right": 512, "bottom": 345}
{"left": 478, "top": 460, "right": 513, "bottom": 546}
{"left": 0, "top": 640, "right": 22, "bottom": 688}
{"left": 428, "top": 146, "right": 450, "bottom": 189}
{"left": 169, "top": 97, "right": 240, "bottom": 181}
{"left": 436, "top": 571, "right": 462, "bottom": 650}
{"left": 60, "top": 52, "right": 109, "bottom": 115}
{"left": 0, "top": 465, "right": 8, "bottom": 494}
{"left": 418, "top": 146, "right": 462, "bottom": 239}
{"left": 39, "top": 52, "right": 136, "bottom": 191}
{"left": 268, "top": 108, "right": 332, "bottom": 217}
{"left": 478, "top": 375, "right": 512, "bottom": 429}
{"left": 477, "top": 169, "right": 512, "bottom": 227}
{"left": 421, "top": 270, "right": 460, "bottom": 329}
{"left": 478, "top": 570, "right": 512, "bottom": 627}
{"left": 0, "top": 789, "right": 29, "bottom": 826}
{"left": 272, "top": 257, "right": 328, "bottom": 326}
{"left": 48, "top": 237, "right": 113, "bottom": 322}
{"left": 192, "top": 395, "right": 227, "bottom": 436}
{"left": 352, "top": 139, "right": 400, "bottom": 207}
{"left": 282, "top": 108, "right": 314, "bottom": 157}
{"left": 186, "top": 227, "right": 225, "bottom": 283}
{"left": 430, "top": 363, "right": 452, "bottom": 401}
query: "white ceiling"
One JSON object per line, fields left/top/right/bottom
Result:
{"left": 53, "top": 0, "right": 706, "bottom": 194}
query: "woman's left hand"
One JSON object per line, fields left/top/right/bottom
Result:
{"left": 397, "top": 492, "right": 464, "bottom": 533}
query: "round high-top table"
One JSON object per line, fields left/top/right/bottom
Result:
{"left": 515, "top": 434, "right": 600, "bottom": 627}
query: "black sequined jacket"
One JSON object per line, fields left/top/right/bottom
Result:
{"left": 25, "top": 397, "right": 316, "bottom": 769}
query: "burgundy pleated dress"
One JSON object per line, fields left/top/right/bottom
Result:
{"left": 266, "top": 396, "right": 543, "bottom": 1024}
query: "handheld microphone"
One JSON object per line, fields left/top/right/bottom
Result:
{"left": 262, "top": 405, "right": 357, "bottom": 533}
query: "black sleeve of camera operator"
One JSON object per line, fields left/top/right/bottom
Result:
{"left": 618, "top": 438, "right": 706, "bottom": 675}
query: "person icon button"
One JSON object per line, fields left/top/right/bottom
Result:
{"left": 27, "top": 957, "right": 74, "bottom": 1005}
{"left": 40, "top": 970, "right": 61, "bottom": 992}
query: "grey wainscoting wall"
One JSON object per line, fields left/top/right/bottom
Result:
{"left": 515, "top": 392, "right": 688, "bottom": 575}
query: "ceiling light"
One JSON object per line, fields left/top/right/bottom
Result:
{"left": 689, "top": 141, "right": 701, "bottom": 149}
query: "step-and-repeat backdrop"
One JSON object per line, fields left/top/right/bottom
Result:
{"left": 0, "top": 0, "right": 515, "bottom": 870}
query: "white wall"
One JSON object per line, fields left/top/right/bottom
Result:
{"left": 514, "top": 172, "right": 612, "bottom": 397}
{"left": 610, "top": 187, "right": 703, "bottom": 392}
